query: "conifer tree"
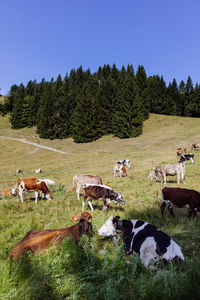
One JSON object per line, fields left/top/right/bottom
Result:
{"left": 72, "top": 78, "right": 103, "bottom": 143}
{"left": 135, "top": 65, "right": 149, "bottom": 120}
{"left": 37, "top": 82, "right": 54, "bottom": 138}
{"left": 28, "top": 79, "right": 46, "bottom": 127}
{"left": 113, "top": 65, "right": 143, "bottom": 138}
{"left": 10, "top": 83, "right": 26, "bottom": 128}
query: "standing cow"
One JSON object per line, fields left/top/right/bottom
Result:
{"left": 72, "top": 174, "right": 103, "bottom": 200}
{"left": 161, "top": 186, "right": 200, "bottom": 218}
{"left": 16, "top": 178, "right": 53, "bottom": 203}
{"left": 149, "top": 163, "right": 185, "bottom": 185}
{"left": 82, "top": 184, "right": 125, "bottom": 213}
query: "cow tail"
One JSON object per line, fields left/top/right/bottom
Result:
{"left": 72, "top": 175, "right": 77, "bottom": 192}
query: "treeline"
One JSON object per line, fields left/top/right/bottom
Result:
{"left": 3, "top": 64, "right": 200, "bottom": 142}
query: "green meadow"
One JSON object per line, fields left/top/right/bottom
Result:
{"left": 1, "top": 113, "right": 200, "bottom": 299}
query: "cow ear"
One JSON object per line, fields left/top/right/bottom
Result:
{"left": 113, "top": 216, "right": 120, "bottom": 224}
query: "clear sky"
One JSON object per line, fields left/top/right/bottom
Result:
{"left": 1, "top": 0, "right": 200, "bottom": 95}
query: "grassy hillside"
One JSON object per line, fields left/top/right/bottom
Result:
{"left": 1, "top": 114, "right": 200, "bottom": 299}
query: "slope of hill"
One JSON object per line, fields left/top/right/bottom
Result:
{"left": 0, "top": 113, "right": 200, "bottom": 299}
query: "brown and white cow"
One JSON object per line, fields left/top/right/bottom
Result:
{"left": 114, "top": 164, "right": 127, "bottom": 177}
{"left": 0, "top": 188, "right": 17, "bottom": 198}
{"left": 191, "top": 143, "right": 200, "bottom": 150}
{"left": 82, "top": 184, "right": 125, "bottom": 213}
{"left": 149, "top": 163, "right": 185, "bottom": 185}
{"left": 176, "top": 148, "right": 186, "bottom": 156}
{"left": 161, "top": 186, "right": 200, "bottom": 218}
{"left": 16, "top": 178, "right": 53, "bottom": 203}
{"left": 72, "top": 174, "right": 103, "bottom": 200}
{"left": 16, "top": 169, "right": 23, "bottom": 174}
{"left": 8, "top": 212, "right": 92, "bottom": 259}
{"left": 35, "top": 169, "right": 42, "bottom": 173}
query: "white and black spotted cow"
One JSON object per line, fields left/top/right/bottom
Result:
{"left": 179, "top": 154, "right": 194, "bottom": 164}
{"left": 98, "top": 216, "right": 184, "bottom": 267}
{"left": 116, "top": 160, "right": 131, "bottom": 169}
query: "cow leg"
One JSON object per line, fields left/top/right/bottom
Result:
{"left": 35, "top": 191, "right": 39, "bottom": 204}
{"left": 77, "top": 184, "right": 81, "bottom": 200}
{"left": 177, "top": 173, "right": 180, "bottom": 184}
{"left": 103, "top": 198, "right": 108, "bottom": 214}
{"left": 88, "top": 199, "right": 94, "bottom": 211}
{"left": 160, "top": 202, "right": 167, "bottom": 217}
{"left": 168, "top": 204, "right": 175, "bottom": 218}
{"left": 18, "top": 188, "right": 23, "bottom": 202}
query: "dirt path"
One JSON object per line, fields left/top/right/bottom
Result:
{"left": 0, "top": 136, "right": 68, "bottom": 154}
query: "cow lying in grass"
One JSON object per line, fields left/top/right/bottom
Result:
{"left": 0, "top": 189, "right": 16, "bottom": 198}
{"left": 98, "top": 216, "right": 184, "bottom": 267}
{"left": 8, "top": 212, "right": 92, "bottom": 259}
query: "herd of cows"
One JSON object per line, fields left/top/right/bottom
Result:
{"left": 1, "top": 144, "right": 200, "bottom": 267}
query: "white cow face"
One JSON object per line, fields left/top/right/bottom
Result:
{"left": 148, "top": 171, "right": 158, "bottom": 181}
{"left": 98, "top": 216, "right": 116, "bottom": 236}
{"left": 12, "top": 188, "right": 17, "bottom": 196}
{"left": 115, "top": 192, "right": 125, "bottom": 205}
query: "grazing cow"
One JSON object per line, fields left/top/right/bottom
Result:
{"left": 149, "top": 163, "right": 185, "bottom": 185}
{"left": 39, "top": 179, "right": 55, "bottom": 186}
{"left": 8, "top": 212, "right": 92, "bottom": 259}
{"left": 114, "top": 164, "right": 127, "bottom": 177}
{"left": 82, "top": 184, "right": 125, "bottom": 213}
{"left": 191, "top": 143, "right": 200, "bottom": 150}
{"left": 116, "top": 160, "right": 131, "bottom": 169}
{"left": 35, "top": 169, "right": 42, "bottom": 173}
{"left": 179, "top": 154, "right": 194, "bottom": 164}
{"left": 176, "top": 148, "right": 186, "bottom": 156}
{"left": 0, "top": 188, "right": 16, "bottom": 198}
{"left": 16, "top": 178, "right": 53, "bottom": 203}
{"left": 98, "top": 216, "right": 184, "bottom": 267}
{"left": 16, "top": 169, "right": 23, "bottom": 174}
{"left": 161, "top": 186, "right": 200, "bottom": 218}
{"left": 72, "top": 174, "right": 103, "bottom": 200}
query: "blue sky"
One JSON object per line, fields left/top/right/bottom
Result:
{"left": 1, "top": 0, "right": 200, "bottom": 95}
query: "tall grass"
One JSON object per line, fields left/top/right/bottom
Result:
{"left": 1, "top": 114, "right": 200, "bottom": 298}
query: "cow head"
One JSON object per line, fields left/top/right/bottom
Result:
{"left": 12, "top": 188, "right": 17, "bottom": 196}
{"left": 115, "top": 192, "right": 125, "bottom": 205}
{"left": 72, "top": 211, "right": 92, "bottom": 223}
{"left": 98, "top": 215, "right": 116, "bottom": 236}
{"left": 46, "top": 191, "right": 53, "bottom": 200}
{"left": 148, "top": 171, "right": 158, "bottom": 181}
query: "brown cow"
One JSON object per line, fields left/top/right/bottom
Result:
{"left": 176, "top": 148, "right": 186, "bottom": 156}
{"left": 161, "top": 186, "right": 200, "bottom": 218}
{"left": 16, "top": 178, "right": 53, "bottom": 203}
{"left": 82, "top": 184, "right": 125, "bottom": 213}
{"left": 0, "top": 188, "right": 16, "bottom": 198}
{"left": 114, "top": 164, "right": 127, "bottom": 177}
{"left": 8, "top": 212, "right": 92, "bottom": 259}
{"left": 191, "top": 143, "right": 200, "bottom": 150}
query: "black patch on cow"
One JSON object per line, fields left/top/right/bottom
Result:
{"left": 128, "top": 223, "right": 171, "bottom": 255}
{"left": 134, "top": 220, "right": 145, "bottom": 228}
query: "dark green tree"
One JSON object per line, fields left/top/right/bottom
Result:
{"left": 72, "top": 78, "right": 103, "bottom": 143}
{"left": 37, "top": 82, "right": 54, "bottom": 138}
{"left": 10, "top": 83, "right": 26, "bottom": 128}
